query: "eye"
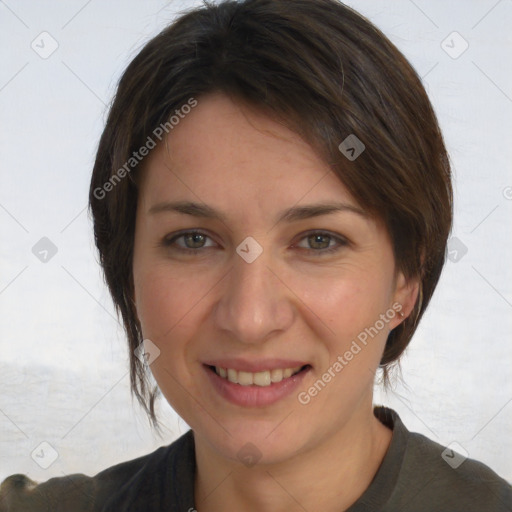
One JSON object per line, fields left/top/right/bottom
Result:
{"left": 160, "top": 230, "right": 348, "bottom": 256}
{"left": 295, "top": 231, "right": 348, "bottom": 255}
{"left": 161, "top": 231, "right": 216, "bottom": 253}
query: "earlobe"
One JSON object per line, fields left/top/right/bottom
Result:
{"left": 391, "top": 272, "right": 420, "bottom": 329}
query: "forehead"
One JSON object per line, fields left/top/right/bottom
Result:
{"left": 138, "top": 93, "right": 360, "bottom": 214}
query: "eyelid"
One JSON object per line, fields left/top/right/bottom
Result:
{"left": 293, "top": 229, "right": 349, "bottom": 244}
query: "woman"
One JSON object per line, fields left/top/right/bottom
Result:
{"left": 1, "top": 0, "right": 510, "bottom": 510}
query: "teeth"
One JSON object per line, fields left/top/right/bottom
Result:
{"left": 213, "top": 365, "right": 304, "bottom": 386}
{"left": 254, "top": 371, "right": 271, "bottom": 386}
{"left": 227, "top": 368, "right": 238, "bottom": 384}
{"left": 271, "top": 368, "right": 283, "bottom": 382}
{"left": 238, "top": 371, "right": 253, "bottom": 386}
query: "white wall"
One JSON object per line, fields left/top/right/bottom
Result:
{"left": 1, "top": 0, "right": 511, "bottom": 485}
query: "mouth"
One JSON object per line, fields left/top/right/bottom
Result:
{"left": 206, "top": 364, "right": 310, "bottom": 387}
{"left": 203, "top": 362, "right": 312, "bottom": 407}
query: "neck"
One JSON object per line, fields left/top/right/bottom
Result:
{"left": 193, "top": 404, "right": 393, "bottom": 512}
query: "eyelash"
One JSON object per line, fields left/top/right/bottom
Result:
{"left": 161, "top": 230, "right": 349, "bottom": 256}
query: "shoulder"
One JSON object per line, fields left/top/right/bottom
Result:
{"left": 0, "top": 472, "right": 99, "bottom": 512}
{"left": 392, "top": 417, "right": 512, "bottom": 511}
{"left": 0, "top": 431, "right": 194, "bottom": 512}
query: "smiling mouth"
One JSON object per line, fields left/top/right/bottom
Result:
{"left": 206, "top": 364, "right": 311, "bottom": 387}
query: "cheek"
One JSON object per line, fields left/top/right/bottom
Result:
{"left": 288, "top": 266, "right": 395, "bottom": 385}
{"left": 132, "top": 263, "right": 219, "bottom": 425}
{"left": 294, "top": 266, "right": 393, "bottom": 336}
{"left": 134, "top": 263, "right": 195, "bottom": 338}
{"left": 133, "top": 262, "right": 223, "bottom": 366}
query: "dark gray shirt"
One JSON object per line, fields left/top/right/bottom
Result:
{"left": 1, "top": 407, "right": 510, "bottom": 511}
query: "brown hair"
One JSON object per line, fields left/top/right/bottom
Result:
{"left": 89, "top": 0, "right": 452, "bottom": 427}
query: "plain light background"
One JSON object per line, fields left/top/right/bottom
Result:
{"left": 1, "top": 0, "right": 511, "bottom": 485}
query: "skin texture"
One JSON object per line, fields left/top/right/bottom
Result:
{"left": 132, "top": 92, "right": 418, "bottom": 512}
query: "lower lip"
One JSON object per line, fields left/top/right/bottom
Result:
{"left": 204, "top": 365, "right": 311, "bottom": 407}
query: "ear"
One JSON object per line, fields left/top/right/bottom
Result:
{"left": 388, "top": 270, "right": 420, "bottom": 330}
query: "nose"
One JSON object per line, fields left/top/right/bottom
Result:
{"left": 213, "top": 246, "right": 295, "bottom": 345}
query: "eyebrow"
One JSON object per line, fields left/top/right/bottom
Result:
{"left": 148, "top": 200, "right": 367, "bottom": 223}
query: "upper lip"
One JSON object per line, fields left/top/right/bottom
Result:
{"left": 203, "top": 358, "right": 310, "bottom": 373}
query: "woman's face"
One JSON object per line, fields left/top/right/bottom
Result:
{"left": 132, "top": 92, "right": 415, "bottom": 465}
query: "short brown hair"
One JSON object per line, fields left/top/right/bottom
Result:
{"left": 89, "top": 0, "right": 452, "bottom": 426}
